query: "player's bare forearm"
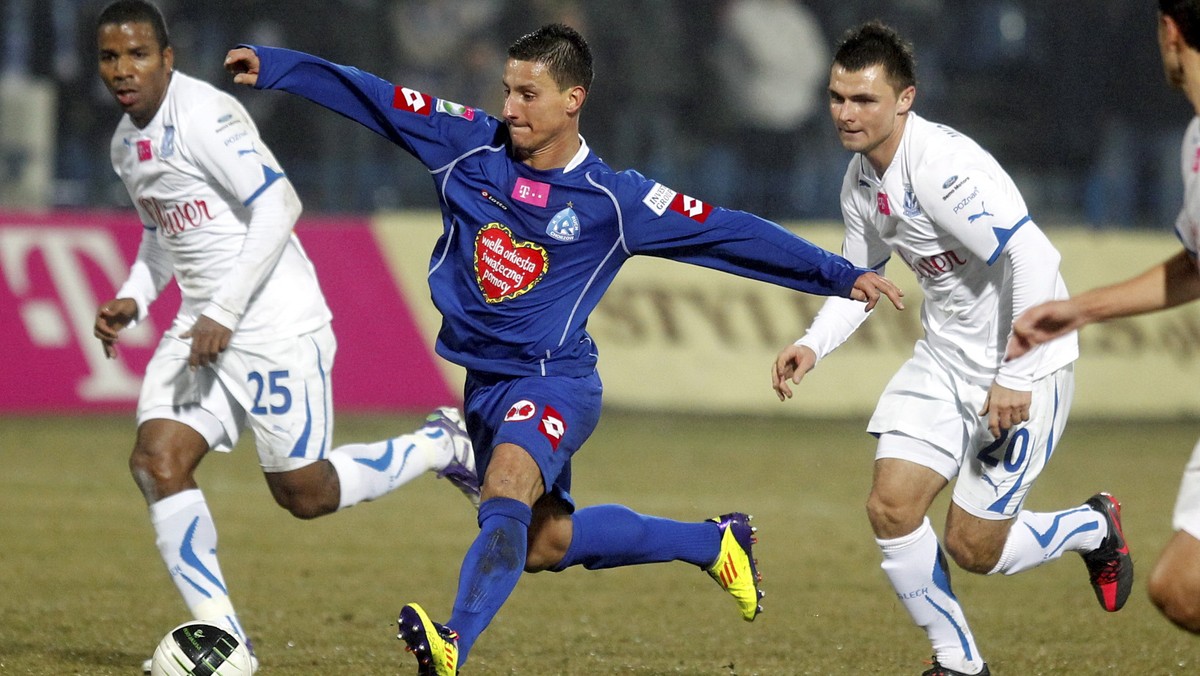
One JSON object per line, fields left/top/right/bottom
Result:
{"left": 224, "top": 47, "right": 260, "bottom": 86}
{"left": 1076, "top": 249, "right": 1200, "bottom": 321}
{"left": 849, "top": 271, "right": 905, "bottom": 312}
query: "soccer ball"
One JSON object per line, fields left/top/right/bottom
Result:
{"left": 148, "top": 621, "right": 254, "bottom": 675}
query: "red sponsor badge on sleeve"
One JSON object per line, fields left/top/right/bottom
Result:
{"left": 393, "top": 86, "right": 432, "bottom": 115}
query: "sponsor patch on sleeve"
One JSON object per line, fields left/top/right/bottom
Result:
{"left": 435, "top": 98, "right": 476, "bottom": 121}
{"left": 642, "top": 182, "right": 677, "bottom": 216}
{"left": 393, "top": 86, "right": 432, "bottom": 115}
{"left": 669, "top": 192, "right": 713, "bottom": 223}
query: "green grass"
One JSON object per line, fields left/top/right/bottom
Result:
{"left": 1, "top": 412, "right": 1196, "bottom": 674}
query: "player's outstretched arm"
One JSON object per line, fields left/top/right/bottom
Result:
{"left": 848, "top": 271, "right": 905, "bottom": 312}
{"left": 94, "top": 298, "right": 139, "bottom": 359}
{"left": 224, "top": 47, "right": 260, "bottom": 87}
{"left": 771, "top": 344, "right": 818, "bottom": 402}
{"left": 1007, "top": 249, "right": 1200, "bottom": 360}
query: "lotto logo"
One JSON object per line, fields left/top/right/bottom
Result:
{"left": 669, "top": 193, "right": 712, "bottom": 223}
{"left": 392, "top": 86, "right": 432, "bottom": 115}
{"left": 539, "top": 406, "right": 566, "bottom": 450}
{"left": 504, "top": 399, "right": 537, "bottom": 422}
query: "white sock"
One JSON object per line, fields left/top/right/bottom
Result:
{"left": 327, "top": 426, "right": 453, "bottom": 511}
{"left": 149, "top": 489, "right": 249, "bottom": 643}
{"left": 989, "top": 504, "right": 1107, "bottom": 575}
{"left": 878, "top": 517, "right": 985, "bottom": 675}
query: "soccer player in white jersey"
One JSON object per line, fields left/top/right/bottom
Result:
{"left": 771, "top": 22, "right": 1132, "bottom": 675}
{"left": 91, "top": 2, "right": 479, "bottom": 672}
{"left": 1009, "top": 0, "right": 1200, "bottom": 636}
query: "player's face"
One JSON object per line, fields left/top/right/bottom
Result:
{"left": 97, "top": 21, "right": 173, "bottom": 128}
{"left": 828, "top": 63, "right": 914, "bottom": 170}
{"left": 501, "top": 58, "right": 583, "bottom": 162}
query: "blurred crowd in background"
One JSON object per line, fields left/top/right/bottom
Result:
{"left": 0, "top": 0, "right": 1190, "bottom": 229}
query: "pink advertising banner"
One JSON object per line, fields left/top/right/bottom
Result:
{"left": 0, "top": 210, "right": 454, "bottom": 413}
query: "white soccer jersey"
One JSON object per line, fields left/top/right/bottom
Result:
{"left": 110, "top": 71, "right": 330, "bottom": 344}
{"left": 799, "top": 112, "right": 1077, "bottom": 388}
{"left": 1174, "top": 117, "right": 1200, "bottom": 259}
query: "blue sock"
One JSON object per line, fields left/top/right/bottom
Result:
{"left": 448, "top": 497, "right": 531, "bottom": 664}
{"left": 554, "top": 504, "right": 720, "bottom": 571}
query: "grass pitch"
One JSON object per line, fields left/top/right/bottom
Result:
{"left": 1, "top": 411, "right": 1197, "bottom": 674}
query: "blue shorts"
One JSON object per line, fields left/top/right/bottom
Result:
{"left": 463, "top": 370, "right": 603, "bottom": 511}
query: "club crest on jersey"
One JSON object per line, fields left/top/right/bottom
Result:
{"left": 435, "top": 99, "right": 476, "bottom": 121}
{"left": 136, "top": 139, "right": 153, "bottom": 162}
{"left": 161, "top": 126, "right": 176, "bottom": 158}
{"left": 546, "top": 207, "right": 580, "bottom": 242}
{"left": 475, "top": 223, "right": 548, "bottom": 302}
{"left": 902, "top": 185, "right": 921, "bottom": 217}
{"left": 512, "top": 177, "right": 550, "bottom": 207}
{"left": 504, "top": 399, "right": 537, "bottom": 422}
{"left": 393, "top": 86, "right": 432, "bottom": 115}
{"left": 877, "top": 191, "right": 891, "bottom": 216}
{"left": 539, "top": 405, "right": 566, "bottom": 450}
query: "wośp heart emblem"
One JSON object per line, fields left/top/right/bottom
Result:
{"left": 474, "top": 223, "right": 548, "bottom": 303}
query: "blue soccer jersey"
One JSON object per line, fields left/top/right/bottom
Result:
{"left": 250, "top": 46, "right": 869, "bottom": 377}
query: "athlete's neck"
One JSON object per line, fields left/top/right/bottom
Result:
{"left": 865, "top": 113, "right": 908, "bottom": 177}
{"left": 517, "top": 133, "right": 581, "bottom": 171}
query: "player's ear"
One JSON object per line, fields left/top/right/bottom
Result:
{"left": 163, "top": 45, "right": 175, "bottom": 72}
{"left": 565, "top": 85, "right": 586, "bottom": 115}
{"left": 896, "top": 85, "right": 915, "bottom": 115}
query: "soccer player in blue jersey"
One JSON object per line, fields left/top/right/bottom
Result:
{"left": 225, "top": 23, "right": 904, "bottom": 674}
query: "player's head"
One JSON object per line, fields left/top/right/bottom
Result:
{"left": 502, "top": 24, "right": 592, "bottom": 160}
{"left": 96, "top": 0, "right": 174, "bottom": 128}
{"left": 1158, "top": 0, "right": 1200, "bottom": 90}
{"left": 827, "top": 21, "right": 916, "bottom": 166}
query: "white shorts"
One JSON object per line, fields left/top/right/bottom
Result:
{"left": 868, "top": 343, "right": 1074, "bottom": 520}
{"left": 137, "top": 324, "right": 337, "bottom": 473}
{"left": 1172, "top": 437, "right": 1200, "bottom": 539}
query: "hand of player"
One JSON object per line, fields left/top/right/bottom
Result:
{"left": 224, "top": 47, "right": 260, "bottom": 86}
{"left": 182, "top": 314, "right": 233, "bottom": 369}
{"left": 771, "top": 344, "right": 818, "bottom": 402}
{"left": 94, "top": 298, "right": 139, "bottom": 359}
{"left": 849, "top": 271, "right": 905, "bottom": 312}
{"left": 1006, "top": 300, "right": 1084, "bottom": 360}
{"left": 979, "top": 381, "right": 1032, "bottom": 439}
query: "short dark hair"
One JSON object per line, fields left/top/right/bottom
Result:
{"left": 833, "top": 21, "right": 916, "bottom": 92}
{"left": 97, "top": 0, "right": 170, "bottom": 50}
{"left": 507, "top": 23, "right": 593, "bottom": 92}
{"left": 1162, "top": 0, "right": 1200, "bottom": 49}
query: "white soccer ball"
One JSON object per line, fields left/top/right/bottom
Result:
{"left": 149, "top": 621, "right": 254, "bottom": 676}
